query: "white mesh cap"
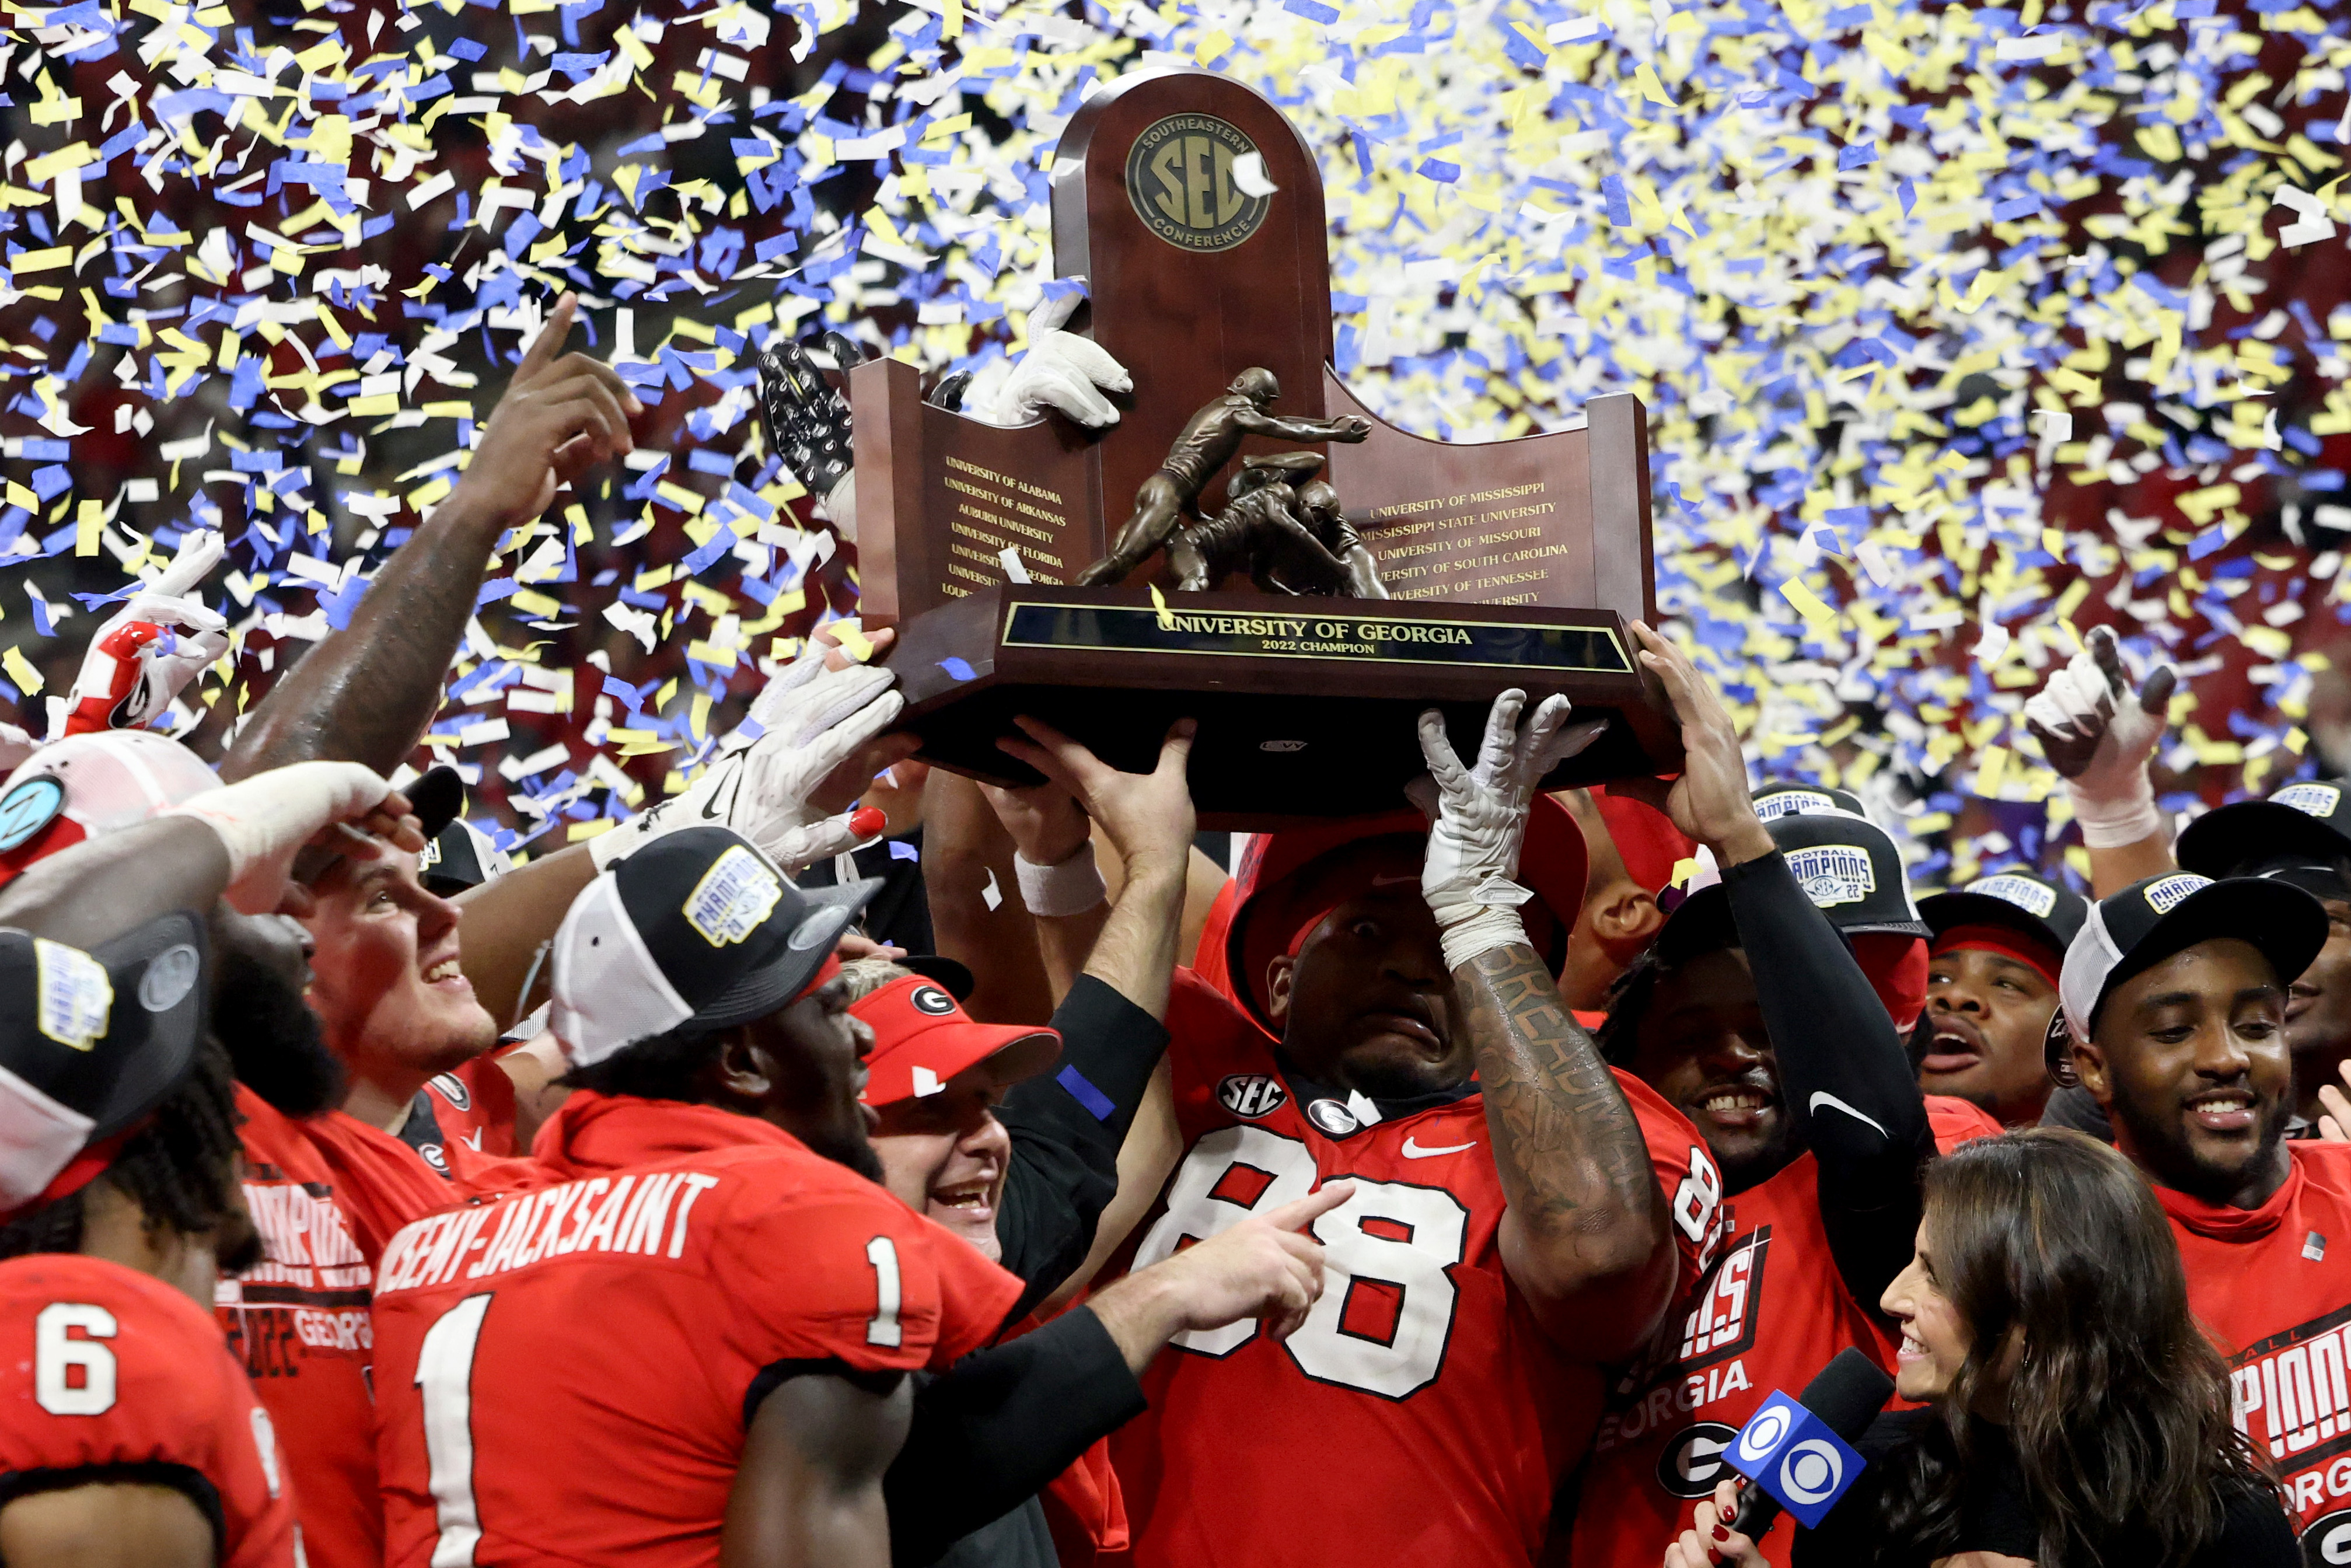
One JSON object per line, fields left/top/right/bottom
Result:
{"left": 2057, "top": 872, "right": 2328, "bottom": 1047}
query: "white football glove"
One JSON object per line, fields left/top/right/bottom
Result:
{"left": 981, "top": 289, "right": 1132, "bottom": 429}
{"left": 1410, "top": 690, "right": 1607, "bottom": 971}
{"left": 62, "top": 530, "right": 229, "bottom": 736}
{"left": 168, "top": 760, "right": 397, "bottom": 914}
{"left": 2022, "top": 625, "right": 2175, "bottom": 847}
{"left": 590, "top": 641, "right": 903, "bottom": 874}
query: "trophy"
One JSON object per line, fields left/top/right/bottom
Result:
{"left": 809, "top": 69, "right": 1679, "bottom": 826}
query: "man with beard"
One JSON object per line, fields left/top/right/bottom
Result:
{"left": 1571, "top": 668, "right": 1940, "bottom": 1564}
{"left": 2056, "top": 871, "right": 2351, "bottom": 1549}
{"left": 2175, "top": 779, "right": 2351, "bottom": 1132}
{"left": 372, "top": 825, "right": 1333, "bottom": 1567}
{"left": 0, "top": 760, "right": 421, "bottom": 1568}
{"left": 1917, "top": 870, "right": 2085, "bottom": 1126}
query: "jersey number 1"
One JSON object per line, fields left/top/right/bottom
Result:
{"left": 415, "top": 1293, "right": 495, "bottom": 1568}
{"left": 1133, "top": 1125, "right": 1469, "bottom": 1401}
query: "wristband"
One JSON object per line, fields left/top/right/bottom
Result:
{"left": 2068, "top": 778, "right": 2167, "bottom": 849}
{"left": 1428, "top": 875, "right": 1534, "bottom": 971}
{"left": 1015, "top": 840, "right": 1108, "bottom": 917}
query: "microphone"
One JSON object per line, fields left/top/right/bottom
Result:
{"left": 1724, "top": 1347, "right": 1895, "bottom": 1536}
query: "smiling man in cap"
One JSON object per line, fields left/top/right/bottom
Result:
{"left": 372, "top": 823, "right": 1030, "bottom": 1568}
{"left": 2059, "top": 869, "right": 2351, "bottom": 1550}
{"left": 2175, "top": 777, "right": 2351, "bottom": 1129}
{"left": 1919, "top": 869, "right": 2088, "bottom": 1126}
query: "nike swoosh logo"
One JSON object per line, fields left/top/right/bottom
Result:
{"left": 1401, "top": 1137, "right": 1477, "bottom": 1158}
{"left": 1808, "top": 1091, "right": 1888, "bottom": 1139}
{"left": 1371, "top": 873, "right": 1419, "bottom": 886}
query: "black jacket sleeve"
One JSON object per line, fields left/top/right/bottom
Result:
{"left": 1722, "top": 850, "right": 1934, "bottom": 1312}
{"left": 886, "top": 1306, "right": 1147, "bottom": 1567}
{"left": 991, "top": 975, "right": 1171, "bottom": 1316}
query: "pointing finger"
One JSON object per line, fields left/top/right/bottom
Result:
{"left": 515, "top": 292, "right": 577, "bottom": 382}
{"left": 1263, "top": 1179, "right": 1355, "bottom": 1232}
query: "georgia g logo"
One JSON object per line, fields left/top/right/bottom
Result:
{"left": 910, "top": 985, "right": 958, "bottom": 1017}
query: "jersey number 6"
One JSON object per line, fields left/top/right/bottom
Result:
{"left": 1133, "top": 1125, "right": 1469, "bottom": 1401}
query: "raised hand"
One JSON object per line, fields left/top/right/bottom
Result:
{"left": 62, "top": 529, "right": 230, "bottom": 735}
{"left": 167, "top": 762, "right": 420, "bottom": 914}
{"left": 994, "top": 716, "right": 1197, "bottom": 886}
{"left": 1411, "top": 688, "right": 1607, "bottom": 970}
{"left": 1611, "top": 621, "right": 1774, "bottom": 866}
{"left": 591, "top": 628, "right": 916, "bottom": 874}
{"left": 451, "top": 294, "right": 641, "bottom": 529}
{"left": 756, "top": 334, "right": 858, "bottom": 504}
{"left": 2023, "top": 624, "right": 2174, "bottom": 847}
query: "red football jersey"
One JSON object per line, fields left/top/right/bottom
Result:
{"left": 1573, "top": 1099, "right": 2011, "bottom": 1564}
{"left": 1571, "top": 1153, "right": 1889, "bottom": 1563}
{"left": 414, "top": 1054, "right": 521, "bottom": 1165}
{"left": 1, "top": 1253, "right": 299, "bottom": 1568}
{"left": 1108, "top": 971, "right": 1724, "bottom": 1568}
{"left": 218, "top": 1087, "right": 470, "bottom": 1568}
{"left": 371, "top": 1094, "right": 1025, "bottom": 1568}
{"left": 2165, "top": 1141, "right": 2351, "bottom": 1553}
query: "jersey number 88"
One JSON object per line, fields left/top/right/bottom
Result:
{"left": 1133, "top": 1125, "right": 1469, "bottom": 1401}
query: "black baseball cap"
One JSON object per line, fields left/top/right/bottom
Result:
{"left": 2176, "top": 778, "right": 2351, "bottom": 889}
{"left": 1659, "top": 806, "right": 1926, "bottom": 959}
{"left": 2056, "top": 872, "right": 2326, "bottom": 1052}
{"left": 419, "top": 819, "right": 512, "bottom": 896}
{"left": 1922, "top": 870, "right": 2088, "bottom": 958}
{"left": 404, "top": 765, "right": 465, "bottom": 839}
{"left": 550, "top": 825, "right": 881, "bottom": 1067}
{"left": 0, "top": 910, "right": 209, "bottom": 1217}
{"left": 1751, "top": 782, "right": 1870, "bottom": 824}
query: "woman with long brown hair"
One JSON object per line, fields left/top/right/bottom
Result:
{"left": 1664, "top": 1127, "right": 2294, "bottom": 1567}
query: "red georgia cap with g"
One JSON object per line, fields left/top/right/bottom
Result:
{"left": 852, "top": 975, "right": 1060, "bottom": 1107}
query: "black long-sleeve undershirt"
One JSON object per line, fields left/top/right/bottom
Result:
{"left": 883, "top": 973, "right": 1170, "bottom": 1567}
{"left": 888, "top": 1308, "right": 1146, "bottom": 1567}
{"left": 991, "top": 974, "right": 1169, "bottom": 1319}
{"left": 1723, "top": 850, "right": 1935, "bottom": 1312}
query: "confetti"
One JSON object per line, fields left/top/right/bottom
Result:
{"left": 0, "top": 0, "right": 2337, "bottom": 900}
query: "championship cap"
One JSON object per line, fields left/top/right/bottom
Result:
{"left": 419, "top": 819, "right": 513, "bottom": 897}
{"left": 0, "top": 730, "right": 219, "bottom": 885}
{"left": 1750, "top": 782, "right": 1870, "bottom": 825}
{"left": 1222, "top": 797, "right": 1588, "bottom": 1033}
{"left": 1921, "top": 870, "right": 2088, "bottom": 959}
{"left": 852, "top": 973, "right": 1059, "bottom": 1106}
{"left": 1663, "top": 809, "right": 1926, "bottom": 947}
{"left": 1659, "top": 808, "right": 1928, "bottom": 1029}
{"left": 550, "top": 825, "right": 881, "bottom": 1068}
{"left": 2054, "top": 872, "right": 2325, "bottom": 1059}
{"left": 0, "top": 910, "right": 209, "bottom": 1217}
{"left": 2175, "top": 778, "right": 2351, "bottom": 889}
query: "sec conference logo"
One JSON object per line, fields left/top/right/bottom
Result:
{"left": 1125, "top": 114, "right": 1271, "bottom": 252}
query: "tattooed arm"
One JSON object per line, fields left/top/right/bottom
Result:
{"left": 1415, "top": 691, "right": 1674, "bottom": 1358}
{"left": 1465, "top": 944, "right": 1678, "bottom": 1356}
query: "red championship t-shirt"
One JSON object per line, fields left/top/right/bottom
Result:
{"left": 1571, "top": 1099, "right": 1997, "bottom": 1565}
{"left": 2, "top": 1253, "right": 300, "bottom": 1568}
{"left": 371, "top": 1093, "right": 1025, "bottom": 1568}
{"left": 2165, "top": 1141, "right": 2351, "bottom": 1554}
{"left": 218, "top": 1087, "right": 487, "bottom": 1568}
{"left": 1107, "top": 970, "right": 1724, "bottom": 1568}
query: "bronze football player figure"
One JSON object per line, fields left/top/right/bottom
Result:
{"left": 1168, "top": 456, "right": 1390, "bottom": 598}
{"left": 1074, "top": 368, "right": 1372, "bottom": 586}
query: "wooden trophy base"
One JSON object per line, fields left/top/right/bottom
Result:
{"left": 886, "top": 586, "right": 1684, "bottom": 829}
